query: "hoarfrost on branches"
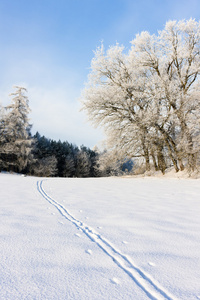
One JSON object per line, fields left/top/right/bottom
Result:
{"left": 81, "top": 19, "right": 200, "bottom": 174}
{"left": 0, "top": 86, "right": 34, "bottom": 172}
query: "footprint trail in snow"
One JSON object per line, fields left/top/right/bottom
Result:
{"left": 37, "top": 180, "right": 179, "bottom": 300}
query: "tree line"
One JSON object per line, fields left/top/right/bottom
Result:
{"left": 81, "top": 19, "right": 200, "bottom": 174}
{"left": 0, "top": 86, "right": 103, "bottom": 177}
{"left": 31, "top": 132, "right": 100, "bottom": 177}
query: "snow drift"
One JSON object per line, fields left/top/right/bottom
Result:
{"left": 0, "top": 173, "right": 200, "bottom": 299}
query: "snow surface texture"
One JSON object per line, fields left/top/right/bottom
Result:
{"left": 0, "top": 173, "right": 200, "bottom": 299}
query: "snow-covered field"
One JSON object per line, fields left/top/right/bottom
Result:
{"left": 0, "top": 173, "right": 200, "bottom": 300}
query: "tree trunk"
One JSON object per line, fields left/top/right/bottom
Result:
{"left": 157, "top": 145, "right": 167, "bottom": 174}
{"left": 151, "top": 151, "right": 159, "bottom": 171}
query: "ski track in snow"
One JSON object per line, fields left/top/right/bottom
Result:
{"left": 37, "top": 180, "right": 179, "bottom": 300}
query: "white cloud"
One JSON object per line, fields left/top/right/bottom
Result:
{"left": 28, "top": 85, "right": 104, "bottom": 147}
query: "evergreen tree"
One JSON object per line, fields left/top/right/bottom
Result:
{"left": 0, "top": 105, "right": 7, "bottom": 170}
{"left": 30, "top": 155, "right": 58, "bottom": 177}
{"left": 63, "top": 154, "right": 75, "bottom": 177}
{"left": 75, "top": 150, "right": 91, "bottom": 177}
{"left": 1, "top": 87, "right": 34, "bottom": 172}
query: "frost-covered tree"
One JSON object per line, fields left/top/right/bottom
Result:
{"left": 63, "top": 154, "right": 75, "bottom": 177}
{"left": 0, "top": 105, "right": 7, "bottom": 169}
{"left": 81, "top": 19, "right": 200, "bottom": 173}
{"left": 75, "top": 150, "right": 91, "bottom": 177}
{"left": 2, "top": 86, "right": 34, "bottom": 172}
{"left": 95, "top": 150, "right": 123, "bottom": 176}
{"left": 31, "top": 155, "right": 58, "bottom": 177}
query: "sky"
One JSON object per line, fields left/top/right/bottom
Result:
{"left": 0, "top": 0, "right": 200, "bottom": 148}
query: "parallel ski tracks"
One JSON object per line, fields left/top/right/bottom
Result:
{"left": 37, "top": 180, "right": 178, "bottom": 300}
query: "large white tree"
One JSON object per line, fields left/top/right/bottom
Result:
{"left": 81, "top": 19, "right": 200, "bottom": 173}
